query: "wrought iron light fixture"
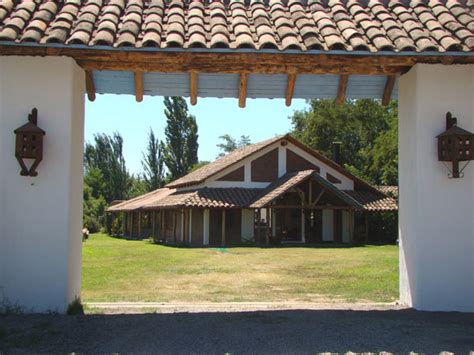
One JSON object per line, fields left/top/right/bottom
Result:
{"left": 437, "top": 112, "right": 473, "bottom": 179}
{"left": 14, "top": 108, "right": 46, "bottom": 177}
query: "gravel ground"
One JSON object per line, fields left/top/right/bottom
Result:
{"left": 1, "top": 305, "right": 473, "bottom": 353}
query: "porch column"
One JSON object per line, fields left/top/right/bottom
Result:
{"left": 188, "top": 209, "right": 193, "bottom": 244}
{"left": 221, "top": 210, "right": 226, "bottom": 246}
{"left": 151, "top": 210, "right": 156, "bottom": 240}
{"left": 0, "top": 56, "right": 84, "bottom": 313}
{"left": 301, "top": 209, "right": 306, "bottom": 243}
{"left": 399, "top": 64, "right": 474, "bottom": 312}
{"left": 138, "top": 211, "right": 142, "bottom": 238}
{"left": 203, "top": 209, "right": 210, "bottom": 245}
{"left": 122, "top": 212, "right": 126, "bottom": 236}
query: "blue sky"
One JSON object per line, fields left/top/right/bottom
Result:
{"left": 85, "top": 95, "right": 308, "bottom": 175}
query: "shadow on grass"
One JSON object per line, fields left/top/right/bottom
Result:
{"left": 1, "top": 308, "right": 472, "bottom": 353}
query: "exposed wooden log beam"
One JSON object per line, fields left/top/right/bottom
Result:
{"left": 85, "top": 70, "right": 96, "bottom": 102}
{"left": 2, "top": 46, "right": 473, "bottom": 74}
{"left": 134, "top": 71, "right": 143, "bottom": 102}
{"left": 382, "top": 75, "right": 397, "bottom": 106}
{"left": 312, "top": 188, "right": 326, "bottom": 206}
{"left": 336, "top": 74, "right": 349, "bottom": 104}
{"left": 285, "top": 72, "right": 297, "bottom": 107}
{"left": 190, "top": 71, "right": 198, "bottom": 105}
{"left": 238, "top": 73, "right": 248, "bottom": 108}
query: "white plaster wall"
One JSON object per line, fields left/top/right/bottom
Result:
{"left": 241, "top": 209, "right": 254, "bottom": 241}
{"left": 0, "top": 56, "right": 85, "bottom": 313}
{"left": 322, "top": 210, "right": 334, "bottom": 241}
{"left": 399, "top": 64, "right": 474, "bottom": 312}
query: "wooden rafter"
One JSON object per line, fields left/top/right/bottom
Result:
{"left": 312, "top": 188, "right": 326, "bottom": 206}
{"left": 85, "top": 70, "right": 96, "bottom": 102}
{"left": 336, "top": 74, "right": 349, "bottom": 104}
{"left": 285, "top": 72, "right": 297, "bottom": 107}
{"left": 238, "top": 73, "right": 248, "bottom": 108}
{"left": 190, "top": 71, "right": 198, "bottom": 105}
{"left": 382, "top": 75, "right": 396, "bottom": 106}
{"left": 134, "top": 71, "right": 143, "bottom": 102}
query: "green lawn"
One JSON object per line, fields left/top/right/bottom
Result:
{"left": 82, "top": 233, "right": 399, "bottom": 303}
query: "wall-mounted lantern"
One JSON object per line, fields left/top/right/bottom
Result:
{"left": 14, "top": 108, "right": 45, "bottom": 177}
{"left": 437, "top": 112, "right": 473, "bottom": 178}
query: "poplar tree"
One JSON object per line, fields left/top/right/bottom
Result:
{"left": 163, "top": 97, "right": 199, "bottom": 180}
{"left": 141, "top": 128, "right": 165, "bottom": 191}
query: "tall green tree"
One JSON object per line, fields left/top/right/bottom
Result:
{"left": 163, "top": 97, "right": 199, "bottom": 180}
{"left": 216, "top": 134, "right": 251, "bottom": 157}
{"left": 84, "top": 132, "right": 131, "bottom": 202}
{"left": 290, "top": 99, "right": 398, "bottom": 185}
{"left": 141, "top": 128, "right": 165, "bottom": 191}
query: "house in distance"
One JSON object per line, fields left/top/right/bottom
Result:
{"left": 107, "top": 135, "right": 397, "bottom": 246}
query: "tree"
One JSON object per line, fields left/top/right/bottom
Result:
{"left": 141, "top": 128, "right": 165, "bottom": 191}
{"left": 217, "top": 134, "right": 252, "bottom": 157}
{"left": 290, "top": 99, "right": 397, "bottom": 185}
{"left": 84, "top": 132, "right": 131, "bottom": 202}
{"left": 190, "top": 161, "right": 210, "bottom": 172}
{"left": 163, "top": 97, "right": 199, "bottom": 180}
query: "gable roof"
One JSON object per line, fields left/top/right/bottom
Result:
{"left": 166, "top": 135, "right": 282, "bottom": 188}
{"left": 167, "top": 134, "right": 380, "bottom": 193}
{"left": 249, "top": 169, "right": 364, "bottom": 208}
{"left": 0, "top": 1, "right": 472, "bottom": 54}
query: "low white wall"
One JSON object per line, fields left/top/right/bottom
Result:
{"left": 399, "top": 64, "right": 474, "bottom": 312}
{"left": 0, "top": 56, "right": 85, "bottom": 313}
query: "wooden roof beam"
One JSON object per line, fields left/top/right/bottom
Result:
{"left": 134, "top": 71, "right": 143, "bottom": 102}
{"left": 238, "top": 73, "right": 248, "bottom": 108}
{"left": 285, "top": 72, "right": 297, "bottom": 107}
{"left": 190, "top": 71, "right": 198, "bottom": 105}
{"left": 382, "top": 75, "right": 396, "bottom": 106}
{"left": 85, "top": 70, "right": 96, "bottom": 102}
{"left": 336, "top": 74, "right": 349, "bottom": 104}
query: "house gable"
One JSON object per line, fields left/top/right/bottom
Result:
{"left": 251, "top": 148, "right": 279, "bottom": 182}
{"left": 217, "top": 166, "right": 244, "bottom": 182}
{"left": 286, "top": 149, "right": 321, "bottom": 173}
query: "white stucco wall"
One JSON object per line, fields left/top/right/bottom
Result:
{"left": 241, "top": 209, "right": 254, "bottom": 241}
{"left": 0, "top": 56, "right": 85, "bottom": 313}
{"left": 399, "top": 64, "right": 474, "bottom": 312}
{"left": 322, "top": 210, "right": 334, "bottom": 241}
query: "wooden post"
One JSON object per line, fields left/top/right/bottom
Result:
{"left": 349, "top": 209, "right": 354, "bottom": 243}
{"left": 188, "top": 209, "right": 193, "bottom": 244}
{"left": 221, "top": 210, "right": 226, "bottom": 246}
{"left": 266, "top": 207, "right": 270, "bottom": 245}
{"left": 365, "top": 213, "right": 369, "bottom": 244}
{"left": 122, "top": 212, "right": 126, "bottom": 236}
{"left": 257, "top": 209, "right": 262, "bottom": 244}
{"left": 301, "top": 209, "right": 306, "bottom": 243}
{"left": 138, "top": 211, "right": 142, "bottom": 239}
{"left": 180, "top": 209, "right": 185, "bottom": 244}
{"left": 130, "top": 212, "right": 134, "bottom": 238}
{"left": 152, "top": 210, "right": 156, "bottom": 240}
{"left": 173, "top": 210, "right": 177, "bottom": 244}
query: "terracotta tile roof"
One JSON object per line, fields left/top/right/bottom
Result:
{"left": 108, "top": 187, "right": 262, "bottom": 211}
{"left": 376, "top": 185, "right": 398, "bottom": 198}
{"left": 166, "top": 135, "right": 282, "bottom": 188}
{"left": 106, "top": 188, "right": 175, "bottom": 212}
{"left": 343, "top": 189, "right": 398, "bottom": 211}
{"left": 250, "top": 169, "right": 364, "bottom": 209}
{"left": 0, "top": 0, "right": 472, "bottom": 53}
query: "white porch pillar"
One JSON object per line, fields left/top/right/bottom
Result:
{"left": 203, "top": 209, "right": 210, "bottom": 245}
{"left": 399, "top": 64, "right": 474, "bottom": 312}
{"left": 0, "top": 56, "right": 85, "bottom": 313}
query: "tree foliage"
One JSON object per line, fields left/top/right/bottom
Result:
{"left": 290, "top": 99, "right": 398, "bottom": 185}
{"left": 163, "top": 97, "right": 199, "bottom": 180}
{"left": 141, "top": 128, "right": 165, "bottom": 192}
{"left": 84, "top": 132, "right": 130, "bottom": 202}
{"left": 216, "top": 134, "right": 252, "bottom": 157}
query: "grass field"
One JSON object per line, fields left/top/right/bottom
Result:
{"left": 82, "top": 233, "right": 399, "bottom": 303}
